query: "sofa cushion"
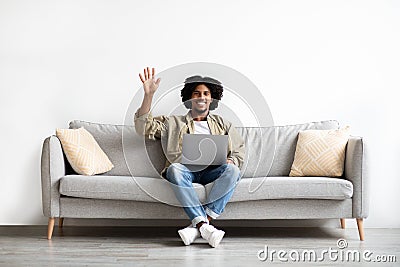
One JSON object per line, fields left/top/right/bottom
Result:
{"left": 60, "top": 175, "right": 353, "bottom": 204}
{"left": 59, "top": 175, "right": 207, "bottom": 205}
{"left": 205, "top": 176, "right": 353, "bottom": 202}
{"left": 236, "top": 120, "right": 339, "bottom": 177}
{"left": 289, "top": 126, "right": 350, "bottom": 177}
{"left": 56, "top": 127, "right": 114, "bottom": 175}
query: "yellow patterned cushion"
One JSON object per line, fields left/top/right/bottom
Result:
{"left": 289, "top": 126, "right": 350, "bottom": 177}
{"left": 56, "top": 127, "right": 114, "bottom": 175}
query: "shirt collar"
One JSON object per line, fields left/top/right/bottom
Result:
{"left": 185, "top": 110, "right": 217, "bottom": 124}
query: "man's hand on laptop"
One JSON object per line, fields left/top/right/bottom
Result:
{"left": 226, "top": 159, "right": 234, "bottom": 164}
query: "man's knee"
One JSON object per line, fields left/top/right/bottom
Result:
{"left": 224, "top": 163, "right": 241, "bottom": 182}
{"left": 166, "top": 163, "right": 190, "bottom": 185}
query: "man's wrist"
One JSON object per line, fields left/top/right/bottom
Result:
{"left": 144, "top": 92, "right": 155, "bottom": 98}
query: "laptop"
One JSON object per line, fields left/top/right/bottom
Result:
{"left": 181, "top": 134, "right": 229, "bottom": 168}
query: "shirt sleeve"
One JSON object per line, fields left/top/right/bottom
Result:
{"left": 134, "top": 109, "right": 167, "bottom": 140}
{"left": 226, "top": 122, "right": 245, "bottom": 169}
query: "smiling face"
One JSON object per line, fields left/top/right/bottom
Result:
{"left": 190, "top": 84, "right": 212, "bottom": 119}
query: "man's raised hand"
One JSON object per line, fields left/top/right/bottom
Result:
{"left": 139, "top": 67, "right": 161, "bottom": 96}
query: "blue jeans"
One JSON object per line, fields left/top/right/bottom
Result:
{"left": 165, "top": 163, "right": 241, "bottom": 227}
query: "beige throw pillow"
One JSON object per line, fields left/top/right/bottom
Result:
{"left": 56, "top": 127, "right": 114, "bottom": 175}
{"left": 289, "top": 126, "right": 350, "bottom": 177}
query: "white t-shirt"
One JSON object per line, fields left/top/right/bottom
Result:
{"left": 193, "top": 121, "right": 211, "bottom": 135}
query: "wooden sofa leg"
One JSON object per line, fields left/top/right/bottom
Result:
{"left": 356, "top": 218, "right": 365, "bottom": 241}
{"left": 59, "top": 218, "right": 64, "bottom": 228}
{"left": 340, "top": 218, "right": 345, "bottom": 229}
{"left": 47, "top": 218, "right": 55, "bottom": 240}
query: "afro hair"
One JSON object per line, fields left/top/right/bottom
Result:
{"left": 180, "top": 75, "right": 223, "bottom": 110}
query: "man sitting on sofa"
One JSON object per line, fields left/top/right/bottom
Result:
{"left": 134, "top": 67, "right": 245, "bottom": 248}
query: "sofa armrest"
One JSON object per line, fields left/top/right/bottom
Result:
{"left": 41, "top": 135, "right": 65, "bottom": 217}
{"left": 344, "top": 136, "right": 369, "bottom": 218}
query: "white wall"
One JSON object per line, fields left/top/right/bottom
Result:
{"left": 0, "top": 0, "right": 399, "bottom": 227}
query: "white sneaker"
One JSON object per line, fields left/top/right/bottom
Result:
{"left": 199, "top": 224, "right": 225, "bottom": 248}
{"left": 178, "top": 225, "right": 200, "bottom": 246}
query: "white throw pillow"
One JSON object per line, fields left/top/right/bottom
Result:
{"left": 56, "top": 127, "right": 114, "bottom": 175}
{"left": 289, "top": 126, "right": 350, "bottom": 177}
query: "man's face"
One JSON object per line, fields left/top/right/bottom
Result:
{"left": 190, "top": 84, "right": 212, "bottom": 114}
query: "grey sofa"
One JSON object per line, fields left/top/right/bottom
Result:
{"left": 41, "top": 120, "right": 368, "bottom": 240}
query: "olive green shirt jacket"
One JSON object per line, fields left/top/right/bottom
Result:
{"left": 134, "top": 110, "right": 246, "bottom": 178}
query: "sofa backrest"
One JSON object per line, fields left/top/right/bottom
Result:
{"left": 68, "top": 120, "right": 165, "bottom": 177}
{"left": 236, "top": 120, "right": 339, "bottom": 177}
{"left": 68, "top": 120, "right": 339, "bottom": 177}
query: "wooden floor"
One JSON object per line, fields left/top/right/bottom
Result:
{"left": 0, "top": 226, "right": 399, "bottom": 266}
